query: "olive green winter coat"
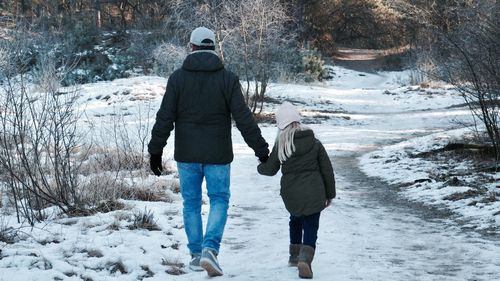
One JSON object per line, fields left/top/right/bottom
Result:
{"left": 257, "top": 129, "right": 336, "bottom": 216}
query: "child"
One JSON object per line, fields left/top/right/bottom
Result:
{"left": 257, "top": 102, "right": 336, "bottom": 279}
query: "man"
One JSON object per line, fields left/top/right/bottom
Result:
{"left": 148, "top": 26, "right": 269, "bottom": 277}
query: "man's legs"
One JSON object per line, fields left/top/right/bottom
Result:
{"left": 200, "top": 163, "right": 230, "bottom": 277}
{"left": 177, "top": 162, "right": 204, "bottom": 255}
{"left": 202, "top": 163, "right": 231, "bottom": 252}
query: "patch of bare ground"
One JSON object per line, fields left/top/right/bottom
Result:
{"left": 255, "top": 97, "right": 348, "bottom": 125}
{"left": 411, "top": 142, "right": 497, "bottom": 204}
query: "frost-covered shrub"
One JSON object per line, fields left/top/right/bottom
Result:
{"left": 129, "top": 208, "right": 160, "bottom": 231}
{"left": 153, "top": 42, "right": 187, "bottom": 76}
{"left": 301, "top": 47, "right": 325, "bottom": 82}
{"left": 0, "top": 218, "right": 18, "bottom": 244}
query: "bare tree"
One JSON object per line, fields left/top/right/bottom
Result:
{"left": 441, "top": 20, "right": 500, "bottom": 167}
{"left": 227, "top": 0, "right": 292, "bottom": 113}
{"left": 407, "top": 0, "right": 500, "bottom": 168}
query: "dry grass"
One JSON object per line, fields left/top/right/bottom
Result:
{"left": 79, "top": 174, "right": 129, "bottom": 201}
{"left": 66, "top": 200, "right": 125, "bottom": 217}
{"left": 0, "top": 223, "right": 18, "bottom": 244}
{"left": 121, "top": 185, "right": 174, "bottom": 203}
{"left": 161, "top": 257, "right": 185, "bottom": 276}
{"left": 79, "top": 148, "right": 148, "bottom": 174}
{"left": 128, "top": 208, "right": 161, "bottom": 231}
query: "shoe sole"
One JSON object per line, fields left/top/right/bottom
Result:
{"left": 298, "top": 262, "right": 313, "bottom": 279}
{"left": 200, "top": 259, "right": 223, "bottom": 277}
{"left": 189, "top": 264, "right": 204, "bottom": 272}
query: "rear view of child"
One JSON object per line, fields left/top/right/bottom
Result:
{"left": 257, "top": 102, "right": 336, "bottom": 279}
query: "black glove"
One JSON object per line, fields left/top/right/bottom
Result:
{"left": 150, "top": 154, "right": 163, "bottom": 176}
{"left": 258, "top": 155, "right": 269, "bottom": 163}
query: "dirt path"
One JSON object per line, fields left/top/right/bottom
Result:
{"left": 331, "top": 46, "right": 409, "bottom": 72}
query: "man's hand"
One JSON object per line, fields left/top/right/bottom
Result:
{"left": 150, "top": 154, "right": 163, "bottom": 176}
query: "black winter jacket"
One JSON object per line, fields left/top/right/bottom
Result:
{"left": 148, "top": 51, "right": 269, "bottom": 164}
{"left": 257, "top": 130, "right": 336, "bottom": 216}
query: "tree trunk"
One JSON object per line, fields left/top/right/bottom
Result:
{"left": 20, "top": 0, "right": 27, "bottom": 14}
{"left": 119, "top": 2, "right": 128, "bottom": 31}
{"left": 496, "top": 0, "right": 500, "bottom": 25}
{"left": 94, "top": 0, "right": 101, "bottom": 29}
{"left": 13, "top": 0, "right": 18, "bottom": 17}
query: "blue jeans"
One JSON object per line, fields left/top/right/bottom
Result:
{"left": 289, "top": 212, "right": 321, "bottom": 248}
{"left": 177, "top": 162, "right": 231, "bottom": 255}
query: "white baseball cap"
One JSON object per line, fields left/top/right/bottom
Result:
{"left": 190, "top": 27, "right": 216, "bottom": 47}
{"left": 276, "top": 102, "right": 301, "bottom": 130}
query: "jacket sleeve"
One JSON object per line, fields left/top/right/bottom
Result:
{"left": 257, "top": 143, "right": 280, "bottom": 176}
{"left": 318, "top": 141, "right": 336, "bottom": 199}
{"left": 148, "top": 74, "right": 178, "bottom": 156}
{"left": 228, "top": 74, "right": 269, "bottom": 158}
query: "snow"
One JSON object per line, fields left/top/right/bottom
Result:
{"left": 360, "top": 128, "right": 499, "bottom": 231}
{"left": 1, "top": 66, "right": 499, "bottom": 280}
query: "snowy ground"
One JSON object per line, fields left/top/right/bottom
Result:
{"left": 360, "top": 128, "right": 499, "bottom": 233}
{"left": 1, "top": 66, "right": 499, "bottom": 280}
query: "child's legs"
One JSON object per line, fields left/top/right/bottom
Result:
{"left": 302, "top": 212, "right": 321, "bottom": 248}
{"left": 289, "top": 215, "right": 303, "bottom": 245}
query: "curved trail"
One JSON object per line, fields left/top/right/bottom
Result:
{"left": 175, "top": 106, "right": 499, "bottom": 281}
{"left": 218, "top": 120, "right": 500, "bottom": 280}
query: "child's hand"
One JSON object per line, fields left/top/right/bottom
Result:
{"left": 325, "top": 199, "right": 332, "bottom": 208}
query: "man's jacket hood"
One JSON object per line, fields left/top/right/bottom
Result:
{"left": 182, "top": 51, "right": 224, "bottom": 72}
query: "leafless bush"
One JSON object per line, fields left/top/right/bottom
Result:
{"left": 153, "top": 42, "right": 187, "bottom": 76}
{"left": 102, "top": 103, "right": 153, "bottom": 172}
{"left": 79, "top": 100, "right": 155, "bottom": 198}
{"left": 412, "top": 2, "right": 500, "bottom": 168}
{"left": 0, "top": 32, "right": 86, "bottom": 225}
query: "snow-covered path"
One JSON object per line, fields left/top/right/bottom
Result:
{"left": 212, "top": 154, "right": 499, "bottom": 281}
{"left": 2, "top": 69, "right": 499, "bottom": 281}
{"left": 168, "top": 71, "right": 500, "bottom": 281}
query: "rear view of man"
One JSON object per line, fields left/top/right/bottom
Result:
{"left": 148, "top": 26, "right": 269, "bottom": 277}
